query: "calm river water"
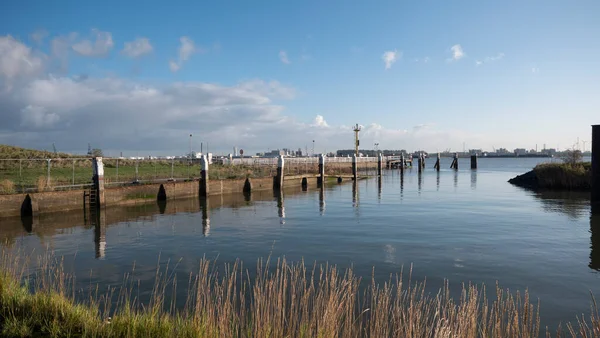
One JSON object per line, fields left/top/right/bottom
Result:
{"left": 0, "top": 157, "right": 597, "bottom": 329}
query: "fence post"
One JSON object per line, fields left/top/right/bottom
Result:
{"left": 135, "top": 160, "right": 139, "bottom": 182}
{"left": 318, "top": 154, "right": 325, "bottom": 186}
{"left": 273, "top": 155, "right": 285, "bottom": 191}
{"left": 116, "top": 159, "right": 119, "bottom": 182}
{"left": 593, "top": 124, "right": 600, "bottom": 203}
{"left": 19, "top": 159, "right": 22, "bottom": 191}
{"left": 352, "top": 154, "right": 358, "bottom": 181}
{"left": 199, "top": 155, "right": 209, "bottom": 198}
{"left": 92, "top": 157, "right": 105, "bottom": 208}
{"left": 72, "top": 159, "right": 75, "bottom": 185}
{"left": 46, "top": 159, "right": 51, "bottom": 188}
{"left": 171, "top": 158, "right": 174, "bottom": 180}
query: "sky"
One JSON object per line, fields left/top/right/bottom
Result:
{"left": 0, "top": 0, "right": 599, "bottom": 156}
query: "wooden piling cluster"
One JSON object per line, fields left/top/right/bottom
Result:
{"left": 471, "top": 154, "right": 478, "bottom": 170}
{"left": 450, "top": 153, "right": 459, "bottom": 170}
{"left": 434, "top": 153, "right": 441, "bottom": 171}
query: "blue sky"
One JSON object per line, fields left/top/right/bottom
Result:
{"left": 0, "top": 0, "right": 599, "bottom": 155}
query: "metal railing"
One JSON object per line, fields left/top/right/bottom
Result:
{"left": 0, "top": 156, "right": 384, "bottom": 195}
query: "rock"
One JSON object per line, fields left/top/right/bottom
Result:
{"left": 508, "top": 170, "right": 539, "bottom": 190}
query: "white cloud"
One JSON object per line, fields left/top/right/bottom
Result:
{"left": 279, "top": 50, "right": 290, "bottom": 64}
{"left": 476, "top": 53, "right": 504, "bottom": 66}
{"left": 0, "top": 35, "right": 492, "bottom": 155}
{"left": 312, "top": 115, "right": 328, "bottom": 127}
{"left": 170, "top": 36, "right": 197, "bottom": 72}
{"left": 449, "top": 44, "right": 465, "bottom": 61}
{"left": 122, "top": 38, "right": 153, "bottom": 58}
{"left": 0, "top": 36, "right": 43, "bottom": 81}
{"left": 72, "top": 29, "right": 114, "bottom": 57}
{"left": 382, "top": 50, "right": 400, "bottom": 69}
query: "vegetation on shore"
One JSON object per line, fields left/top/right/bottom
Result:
{"left": 1, "top": 249, "right": 599, "bottom": 337}
{"left": 509, "top": 162, "right": 591, "bottom": 190}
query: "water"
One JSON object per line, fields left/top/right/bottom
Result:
{"left": 0, "top": 157, "right": 597, "bottom": 329}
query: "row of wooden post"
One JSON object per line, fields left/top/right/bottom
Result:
{"left": 90, "top": 122, "right": 600, "bottom": 207}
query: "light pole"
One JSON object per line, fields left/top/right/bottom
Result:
{"left": 312, "top": 140, "right": 315, "bottom": 157}
{"left": 375, "top": 143, "right": 379, "bottom": 156}
{"left": 188, "top": 134, "right": 192, "bottom": 178}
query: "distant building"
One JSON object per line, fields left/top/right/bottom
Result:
{"left": 514, "top": 148, "right": 528, "bottom": 156}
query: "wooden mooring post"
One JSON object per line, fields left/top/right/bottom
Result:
{"left": 593, "top": 124, "right": 600, "bottom": 203}
{"left": 199, "top": 155, "right": 209, "bottom": 197}
{"left": 92, "top": 157, "right": 105, "bottom": 209}
{"left": 274, "top": 155, "right": 285, "bottom": 190}
{"left": 318, "top": 154, "right": 325, "bottom": 186}
{"left": 418, "top": 153, "right": 423, "bottom": 173}
{"left": 471, "top": 154, "right": 478, "bottom": 170}
{"left": 434, "top": 153, "right": 440, "bottom": 171}
{"left": 400, "top": 153, "right": 405, "bottom": 174}
{"left": 377, "top": 154, "right": 383, "bottom": 176}
{"left": 352, "top": 154, "right": 358, "bottom": 180}
{"left": 450, "top": 153, "right": 459, "bottom": 170}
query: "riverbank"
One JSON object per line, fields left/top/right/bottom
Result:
{"left": 508, "top": 162, "right": 591, "bottom": 190}
{"left": 3, "top": 249, "right": 594, "bottom": 338}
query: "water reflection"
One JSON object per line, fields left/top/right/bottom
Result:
{"left": 531, "top": 190, "right": 590, "bottom": 220}
{"left": 200, "top": 197, "right": 210, "bottom": 236}
{"left": 319, "top": 187, "right": 326, "bottom": 215}
{"left": 436, "top": 171, "right": 440, "bottom": 191}
{"left": 94, "top": 208, "right": 106, "bottom": 259}
{"left": 590, "top": 203, "right": 600, "bottom": 271}
{"left": 470, "top": 170, "right": 477, "bottom": 190}
{"left": 400, "top": 172, "right": 404, "bottom": 200}
{"left": 453, "top": 170, "right": 458, "bottom": 188}
{"left": 352, "top": 180, "right": 359, "bottom": 208}
{"left": 275, "top": 190, "right": 285, "bottom": 225}
{"left": 418, "top": 171, "right": 422, "bottom": 194}
{"left": 377, "top": 177, "right": 382, "bottom": 202}
{"left": 20, "top": 215, "right": 35, "bottom": 233}
{"left": 158, "top": 200, "right": 167, "bottom": 214}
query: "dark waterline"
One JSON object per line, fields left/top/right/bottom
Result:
{"left": 0, "top": 156, "right": 597, "bottom": 330}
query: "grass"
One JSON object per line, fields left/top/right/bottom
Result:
{"left": 1, "top": 248, "right": 600, "bottom": 337}
{"left": 534, "top": 162, "right": 592, "bottom": 190}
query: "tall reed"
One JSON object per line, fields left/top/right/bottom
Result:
{"left": 0, "top": 248, "right": 598, "bottom": 337}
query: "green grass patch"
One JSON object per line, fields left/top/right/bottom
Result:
{"left": 533, "top": 162, "right": 591, "bottom": 190}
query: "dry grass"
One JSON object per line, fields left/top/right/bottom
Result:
{"left": 0, "top": 179, "right": 15, "bottom": 194}
{"left": 3, "top": 249, "right": 598, "bottom": 337}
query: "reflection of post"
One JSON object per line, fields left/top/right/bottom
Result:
{"left": 352, "top": 180, "right": 359, "bottom": 208}
{"left": 275, "top": 190, "right": 285, "bottom": 225}
{"left": 418, "top": 170, "right": 422, "bottom": 194}
{"left": 377, "top": 176, "right": 382, "bottom": 202}
{"left": 590, "top": 203, "right": 600, "bottom": 270}
{"left": 200, "top": 197, "right": 210, "bottom": 236}
{"left": 436, "top": 170, "right": 440, "bottom": 191}
{"left": 158, "top": 200, "right": 167, "bottom": 214}
{"left": 453, "top": 170, "right": 458, "bottom": 188}
{"left": 319, "top": 186, "right": 326, "bottom": 215}
{"left": 94, "top": 207, "right": 106, "bottom": 259}
{"left": 470, "top": 170, "right": 477, "bottom": 190}
{"left": 400, "top": 170, "right": 404, "bottom": 199}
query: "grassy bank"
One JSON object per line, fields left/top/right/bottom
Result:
{"left": 509, "top": 162, "right": 592, "bottom": 190}
{"left": 0, "top": 249, "right": 598, "bottom": 337}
